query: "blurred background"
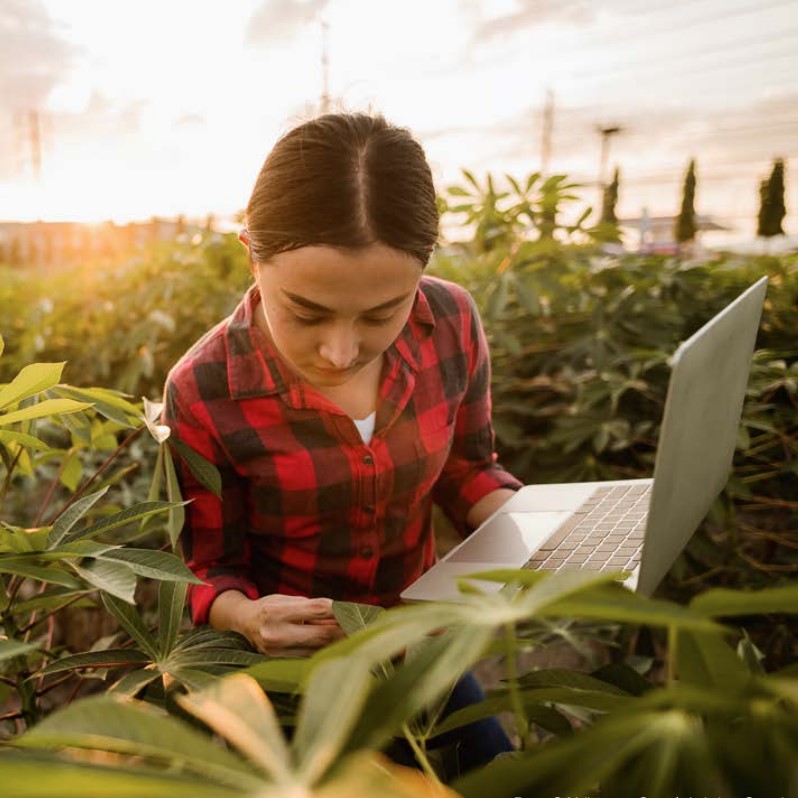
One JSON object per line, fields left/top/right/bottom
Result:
{"left": 1, "top": 0, "right": 796, "bottom": 260}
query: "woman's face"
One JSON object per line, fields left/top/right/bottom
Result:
{"left": 252, "top": 242, "right": 423, "bottom": 388}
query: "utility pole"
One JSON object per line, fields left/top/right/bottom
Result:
{"left": 28, "top": 110, "right": 42, "bottom": 181}
{"left": 320, "top": 20, "right": 331, "bottom": 114}
{"left": 540, "top": 89, "right": 554, "bottom": 178}
{"left": 596, "top": 123, "right": 622, "bottom": 207}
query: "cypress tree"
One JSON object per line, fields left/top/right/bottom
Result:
{"left": 757, "top": 158, "right": 786, "bottom": 237}
{"left": 600, "top": 167, "right": 619, "bottom": 226}
{"left": 675, "top": 159, "right": 697, "bottom": 243}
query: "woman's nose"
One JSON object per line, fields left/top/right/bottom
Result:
{"left": 318, "top": 328, "right": 359, "bottom": 369}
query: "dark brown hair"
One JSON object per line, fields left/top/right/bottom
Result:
{"left": 244, "top": 112, "right": 439, "bottom": 267}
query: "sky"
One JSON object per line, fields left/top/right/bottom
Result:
{"left": 1, "top": 0, "right": 796, "bottom": 241}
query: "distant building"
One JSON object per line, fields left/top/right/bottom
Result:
{"left": 0, "top": 217, "right": 213, "bottom": 269}
{"left": 618, "top": 210, "right": 732, "bottom": 254}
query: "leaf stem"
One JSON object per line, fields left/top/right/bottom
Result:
{"left": 504, "top": 620, "right": 527, "bottom": 750}
{"left": 401, "top": 723, "right": 440, "bottom": 783}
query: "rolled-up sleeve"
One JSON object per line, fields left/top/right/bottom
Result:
{"left": 432, "top": 292, "right": 522, "bottom": 534}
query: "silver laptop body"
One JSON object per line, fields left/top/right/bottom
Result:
{"left": 401, "top": 277, "right": 768, "bottom": 601}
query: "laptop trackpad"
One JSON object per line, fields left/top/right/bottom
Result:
{"left": 446, "top": 511, "right": 571, "bottom": 564}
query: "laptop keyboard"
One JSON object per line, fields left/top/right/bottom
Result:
{"left": 524, "top": 483, "right": 651, "bottom": 573}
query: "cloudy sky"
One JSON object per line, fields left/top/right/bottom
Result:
{"left": 1, "top": 0, "right": 796, "bottom": 240}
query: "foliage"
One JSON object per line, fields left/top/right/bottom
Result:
{"left": 2, "top": 572, "right": 797, "bottom": 796}
{"left": 0, "top": 339, "right": 234, "bottom": 732}
{"left": 0, "top": 232, "right": 250, "bottom": 398}
{"left": 675, "top": 158, "right": 697, "bottom": 243}
{"left": 757, "top": 157, "right": 787, "bottom": 238}
{"left": 430, "top": 197, "right": 798, "bottom": 611}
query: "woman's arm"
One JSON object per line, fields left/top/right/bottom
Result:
{"left": 465, "top": 487, "right": 517, "bottom": 531}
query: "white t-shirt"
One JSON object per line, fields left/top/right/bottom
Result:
{"left": 352, "top": 411, "right": 377, "bottom": 445}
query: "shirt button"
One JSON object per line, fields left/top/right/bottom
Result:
{"left": 363, "top": 454, "right": 374, "bottom": 465}
{"left": 360, "top": 548, "right": 374, "bottom": 558}
{"left": 364, "top": 505, "right": 375, "bottom": 515}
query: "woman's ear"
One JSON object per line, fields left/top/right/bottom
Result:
{"left": 238, "top": 230, "right": 250, "bottom": 248}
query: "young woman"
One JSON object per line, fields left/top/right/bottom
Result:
{"left": 163, "top": 111, "right": 522, "bottom": 771}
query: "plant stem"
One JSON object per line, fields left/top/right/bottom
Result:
{"left": 667, "top": 624, "right": 677, "bottom": 686}
{"left": 0, "top": 448, "right": 23, "bottom": 513}
{"left": 504, "top": 620, "right": 528, "bottom": 750}
{"left": 33, "top": 451, "right": 71, "bottom": 526}
{"left": 0, "top": 611, "right": 40, "bottom": 728}
{"left": 401, "top": 724, "right": 440, "bottom": 783}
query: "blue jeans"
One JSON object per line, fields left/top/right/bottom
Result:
{"left": 388, "top": 670, "right": 514, "bottom": 778}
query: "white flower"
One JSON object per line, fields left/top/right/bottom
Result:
{"left": 142, "top": 397, "right": 171, "bottom": 444}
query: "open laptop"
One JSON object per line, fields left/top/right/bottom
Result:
{"left": 401, "top": 276, "right": 768, "bottom": 601}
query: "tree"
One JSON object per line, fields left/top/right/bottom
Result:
{"left": 600, "top": 167, "right": 620, "bottom": 227}
{"left": 675, "top": 158, "right": 697, "bottom": 244}
{"left": 757, "top": 157, "right": 787, "bottom": 237}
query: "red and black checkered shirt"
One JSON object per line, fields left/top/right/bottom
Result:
{"left": 163, "top": 276, "right": 521, "bottom": 623}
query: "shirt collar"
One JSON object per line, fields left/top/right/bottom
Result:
{"left": 224, "top": 280, "right": 436, "bottom": 401}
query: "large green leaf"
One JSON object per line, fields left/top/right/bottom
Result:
{"left": 43, "top": 649, "right": 152, "bottom": 675}
{"left": 243, "top": 657, "right": 314, "bottom": 693}
{"left": 158, "top": 579, "right": 187, "bottom": 656}
{"left": 70, "top": 559, "right": 137, "bottom": 604}
{"left": 293, "top": 657, "right": 375, "bottom": 783}
{"left": 163, "top": 446, "right": 186, "bottom": 547}
{"left": 51, "top": 386, "right": 139, "bottom": 428}
{"left": 0, "top": 638, "right": 37, "bottom": 663}
{"left": 0, "top": 362, "right": 65, "bottom": 409}
{"left": 169, "top": 649, "right": 263, "bottom": 669}
{"left": 675, "top": 628, "right": 751, "bottom": 691}
{"left": 0, "top": 753, "right": 240, "bottom": 798}
{"left": 101, "top": 593, "right": 159, "bottom": 658}
{"left": 0, "top": 398, "right": 92, "bottom": 426}
{"left": 0, "top": 559, "right": 83, "bottom": 588}
{"left": 108, "top": 668, "right": 162, "bottom": 698}
{"left": 99, "top": 548, "right": 203, "bottom": 584}
{"left": 0, "top": 430, "right": 53, "bottom": 451}
{"left": 13, "top": 695, "right": 262, "bottom": 790}
{"left": 344, "top": 625, "right": 493, "bottom": 755}
{"left": 170, "top": 438, "right": 222, "bottom": 498}
{"left": 177, "top": 673, "right": 294, "bottom": 786}
{"left": 332, "top": 601, "right": 384, "bottom": 636}
{"left": 60, "top": 501, "right": 183, "bottom": 545}
{"left": 47, "top": 486, "right": 110, "bottom": 549}
{"left": 690, "top": 584, "right": 798, "bottom": 617}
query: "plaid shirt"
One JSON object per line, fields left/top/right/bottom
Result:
{"left": 163, "top": 276, "right": 521, "bottom": 623}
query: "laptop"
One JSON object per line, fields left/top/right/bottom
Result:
{"left": 401, "top": 276, "right": 768, "bottom": 601}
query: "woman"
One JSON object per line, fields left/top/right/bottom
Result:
{"left": 163, "top": 111, "right": 522, "bottom": 771}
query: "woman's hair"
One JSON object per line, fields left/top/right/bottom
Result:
{"left": 244, "top": 112, "right": 439, "bottom": 267}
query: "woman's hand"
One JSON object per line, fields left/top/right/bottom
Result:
{"left": 209, "top": 591, "right": 345, "bottom": 657}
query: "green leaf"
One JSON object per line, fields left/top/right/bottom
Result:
{"left": 690, "top": 584, "right": 798, "bottom": 617}
{"left": 72, "top": 560, "right": 137, "bottom": 604}
{"left": 13, "top": 695, "right": 262, "bottom": 790}
{"left": 244, "top": 658, "right": 314, "bottom": 694}
{"left": 59, "top": 451, "right": 83, "bottom": 492}
{"left": 163, "top": 447, "right": 186, "bottom": 548}
{"left": 158, "top": 580, "right": 187, "bottom": 656}
{"left": 675, "top": 628, "right": 751, "bottom": 690}
{"left": 43, "top": 649, "right": 152, "bottom": 675}
{"left": 0, "top": 430, "right": 52, "bottom": 451}
{"left": 169, "top": 649, "right": 264, "bottom": 669}
{"left": 52, "top": 386, "right": 139, "bottom": 428}
{"left": 48, "top": 487, "right": 110, "bottom": 549}
{"left": 0, "top": 398, "right": 93, "bottom": 426}
{"left": 0, "top": 559, "right": 83, "bottom": 588}
{"left": 0, "top": 362, "right": 65, "bottom": 409}
{"left": 108, "top": 668, "right": 162, "bottom": 698}
{"left": 0, "top": 753, "right": 241, "bottom": 798}
{"left": 99, "top": 548, "right": 203, "bottom": 584}
{"left": 293, "top": 657, "right": 375, "bottom": 783}
{"left": 101, "top": 593, "right": 159, "bottom": 657}
{"left": 177, "top": 674, "right": 294, "bottom": 785}
{"left": 61, "top": 501, "right": 183, "bottom": 545}
{"left": 332, "top": 601, "right": 384, "bottom": 636}
{"left": 0, "top": 638, "right": 37, "bottom": 663}
{"left": 169, "top": 438, "right": 222, "bottom": 498}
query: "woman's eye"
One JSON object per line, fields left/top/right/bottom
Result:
{"left": 293, "top": 313, "right": 325, "bottom": 325}
{"left": 362, "top": 314, "right": 395, "bottom": 326}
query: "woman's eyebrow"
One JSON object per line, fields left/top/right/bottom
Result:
{"left": 281, "top": 290, "right": 413, "bottom": 313}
